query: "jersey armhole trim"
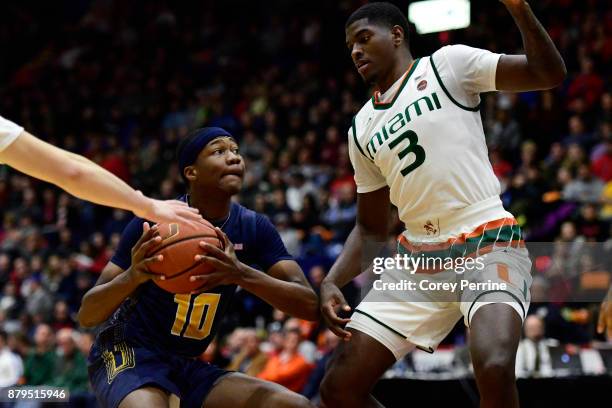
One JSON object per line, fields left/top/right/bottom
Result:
{"left": 429, "top": 55, "right": 480, "bottom": 112}
{"left": 351, "top": 116, "right": 373, "bottom": 162}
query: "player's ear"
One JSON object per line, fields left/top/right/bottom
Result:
{"left": 184, "top": 166, "right": 197, "bottom": 182}
{"left": 391, "top": 25, "right": 404, "bottom": 48}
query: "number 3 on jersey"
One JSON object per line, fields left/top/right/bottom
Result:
{"left": 388, "top": 130, "right": 426, "bottom": 176}
{"left": 171, "top": 293, "right": 220, "bottom": 340}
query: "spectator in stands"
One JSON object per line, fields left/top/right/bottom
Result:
{"left": 321, "top": 184, "right": 357, "bottom": 242}
{"left": 286, "top": 173, "right": 316, "bottom": 213}
{"left": 566, "top": 57, "right": 604, "bottom": 111}
{"left": 284, "top": 318, "right": 317, "bottom": 364}
{"left": 52, "top": 328, "right": 88, "bottom": 393}
{"left": 592, "top": 138, "right": 612, "bottom": 182}
{"left": 0, "top": 281, "right": 22, "bottom": 321}
{"left": 22, "top": 323, "right": 55, "bottom": 385}
{"left": 563, "top": 144, "right": 587, "bottom": 175}
{"left": 23, "top": 276, "right": 53, "bottom": 323}
{"left": 275, "top": 213, "right": 301, "bottom": 257}
{"left": 51, "top": 299, "right": 75, "bottom": 331}
{"left": 575, "top": 203, "right": 607, "bottom": 241}
{"left": 562, "top": 163, "right": 604, "bottom": 203}
{"left": 76, "top": 331, "right": 94, "bottom": 358}
{"left": 515, "top": 315, "right": 558, "bottom": 378}
{"left": 201, "top": 338, "right": 230, "bottom": 369}
{"left": 227, "top": 328, "right": 268, "bottom": 377}
{"left": 562, "top": 115, "right": 593, "bottom": 149}
{"left": 258, "top": 328, "right": 314, "bottom": 393}
{"left": 0, "top": 330, "right": 23, "bottom": 387}
{"left": 487, "top": 103, "right": 522, "bottom": 154}
{"left": 308, "top": 265, "right": 325, "bottom": 295}
{"left": 302, "top": 329, "right": 340, "bottom": 401}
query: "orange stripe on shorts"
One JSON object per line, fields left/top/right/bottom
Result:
{"left": 497, "top": 263, "right": 510, "bottom": 284}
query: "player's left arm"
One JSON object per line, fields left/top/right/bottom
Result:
{"left": 495, "top": 0, "right": 566, "bottom": 92}
{"left": 191, "top": 227, "right": 319, "bottom": 321}
{"left": 239, "top": 259, "right": 319, "bottom": 322}
{"left": 0, "top": 117, "right": 201, "bottom": 225}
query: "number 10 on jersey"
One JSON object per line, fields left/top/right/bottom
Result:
{"left": 171, "top": 293, "right": 220, "bottom": 340}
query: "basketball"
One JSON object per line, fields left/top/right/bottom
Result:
{"left": 146, "top": 219, "right": 224, "bottom": 294}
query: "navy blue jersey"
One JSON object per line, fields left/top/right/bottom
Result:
{"left": 91, "top": 200, "right": 292, "bottom": 359}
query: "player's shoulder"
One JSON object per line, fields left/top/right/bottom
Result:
{"left": 232, "top": 202, "right": 272, "bottom": 229}
{"left": 123, "top": 216, "right": 146, "bottom": 233}
{"left": 431, "top": 44, "right": 495, "bottom": 71}
{"left": 352, "top": 102, "right": 375, "bottom": 135}
{"left": 433, "top": 44, "right": 479, "bottom": 59}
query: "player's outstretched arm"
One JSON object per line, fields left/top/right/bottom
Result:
{"left": 77, "top": 222, "right": 165, "bottom": 327}
{"left": 495, "top": 0, "right": 566, "bottom": 91}
{"left": 320, "top": 187, "right": 391, "bottom": 340}
{"left": 0, "top": 116, "right": 201, "bottom": 225}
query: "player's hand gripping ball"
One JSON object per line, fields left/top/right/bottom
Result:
{"left": 146, "top": 219, "right": 223, "bottom": 293}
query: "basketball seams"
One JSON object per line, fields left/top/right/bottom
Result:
{"left": 161, "top": 260, "right": 209, "bottom": 281}
{"left": 147, "top": 234, "right": 223, "bottom": 257}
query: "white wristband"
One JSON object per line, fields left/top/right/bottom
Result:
{"left": 0, "top": 115, "right": 24, "bottom": 152}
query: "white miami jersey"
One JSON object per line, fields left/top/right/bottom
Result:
{"left": 348, "top": 45, "right": 513, "bottom": 243}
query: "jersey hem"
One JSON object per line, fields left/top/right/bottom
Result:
{"left": 401, "top": 196, "right": 513, "bottom": 242}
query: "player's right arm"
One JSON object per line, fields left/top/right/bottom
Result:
{"left": 496, "top": 0, "right": 566, "bottom": 91}
{"left": 320, "top": 187, "right": 391, "bottom": 340}
{"left": 0, "top": 116, "right": 201, "bottom": 225}
{"left": 77, "top": 222, "right": 164, "bottom": 328}
{"left": 320, "top": 121, "right": 391, "bottom": 339}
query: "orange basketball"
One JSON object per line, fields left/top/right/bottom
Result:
{"left": 146, "top": 219, "right": 223, "bottom": 294}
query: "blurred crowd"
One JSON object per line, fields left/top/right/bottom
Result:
{"left": 0, "top": 0, "right": 610, "bottom": 401}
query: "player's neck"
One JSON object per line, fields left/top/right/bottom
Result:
{"left": 377, "top": 54, "right": 414, "bottom": 95}
{"left": 188, "top": 191, "right": 231, "bottom": 222}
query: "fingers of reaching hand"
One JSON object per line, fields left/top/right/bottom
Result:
{"left": 134, "top": 234, "right": 162, "bottom": 261}
{"left": 598, "top": 302, "right": 612, "bottom": 338}
{"left": 198, "top": 241, "right": 227, "bottom": 260}
{"left": 166, "top": 199, "right": 188, "bottom": 207}
{"left": 322, "top": 299, "right": 352, "bottom": 340}
{"left": 162, "top": 200, "right": 202, "bottom": 223}
{"left": 128, "top": 254, "right": 165, "bottom": 284}
{"left": 132, "top": 223, "right": 158, "bottom": 252}
{"left": 194, "top": 254, "right": 225, "bottom": 270}
{"left": 167, "top": 200, "right": 200, "bottom": 214}
{"left": 214, "top": 227, "right": 230, "bottom": 248}
{"left": 325, "top": 315, "right": 352, "bottom": 339}
{"left": 135, "top": 254, "right": 165, "bottom": 280}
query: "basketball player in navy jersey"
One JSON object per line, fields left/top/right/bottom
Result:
{"left": 78, "top": 127, "right": 317, "bottom": 408}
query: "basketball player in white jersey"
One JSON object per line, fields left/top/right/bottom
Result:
{"left": 319, "top": 1, "right": 565, "bottom": 407}
{"left": 0, "top": 115, "right": 201, "bottom": 225}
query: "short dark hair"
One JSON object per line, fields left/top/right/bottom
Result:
{"left": 346, "top": 2, "right": 410, "bottom": 49}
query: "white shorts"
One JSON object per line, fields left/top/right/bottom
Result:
{"left": 346, "top": 245, "right": 532, "bottom": 360}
